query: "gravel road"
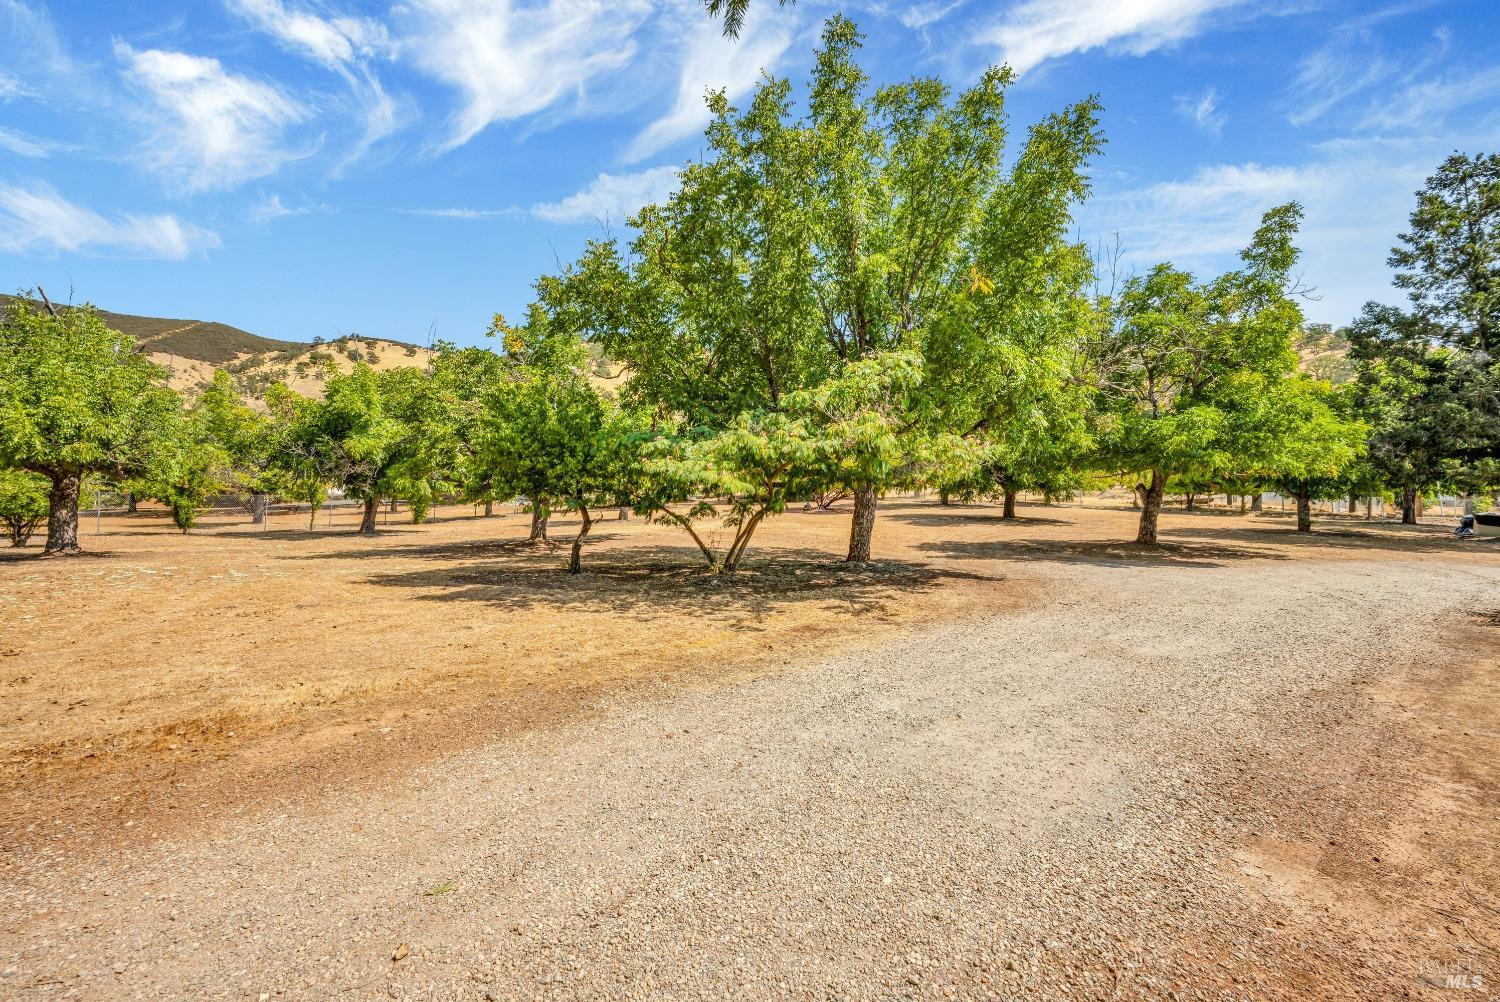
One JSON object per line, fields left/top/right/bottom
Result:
{"left": 4, "top": 545, "right": 1498, "bottom": 1001}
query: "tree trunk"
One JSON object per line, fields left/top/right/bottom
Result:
{"left": 1001, "top": 488, "right": 1018, "bottom": 520}
{"left": 1250, "top": 492, "right": 1263, "bottom": 512}
{"left": 249, "top": 493, "right": 269, "bottom": 525}
{"left": 661, "top": 508, "right": 718, "bottom": 568}
{"left": 846, "top": 485, "right": 877, "bottom": 563}
{"left": 484, "top": 500, "right": 494, "bottom": 517}
{"left": 939, "top": 490, "right": 950, "bottom": 506}
{"left": 126, "top": 492, "right": 138, "bottom": 515}
{"left": 44, "top": 472, "right": 83, "bottom": 556}
{"left": 1296, "top": 491, "right": 1312, "bottom": 532}
{"left": 1185, "top": 491, "right": 1196, "bottom": 510}
{"left": 568, "top": 504, "right": 593, "bottom": 574}
{"left": 358, "top": 497, "right": 378, "bottom": 535}
{"left": 1135, "top": 470, "right": 1165, "bottom": 545}
{"left": 1347, "top": 492, "right": 1358, "bottom": 515}
{"left": 723, "top": 509, "right": 767, "bottom": 572}
{"left": 1401, "top": 485, "right": 1418, "bottom": 524}
{"left": 528, "top": 506, "right": 549, "bottom": 542}
{"left": 1364, "top": 497, "right": 1373, "bottom": 520}
{"left": 617, "top": 506, "right": 629, "bottom": 521}
{"left": 388, "top": 497, "right": 398, "bottom": 514}
{"left": 1131, "top": 484, "right": 1146, "bottom": 510}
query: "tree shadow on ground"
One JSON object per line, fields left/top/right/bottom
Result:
{"left": 1166, "top": 521, "right": 1472, "bottom": 554}
{"left": 886, "top": 510, "right": 1072, "bottom": 528}
{"left": 914, "top": 536, "right": 1284, "bottom": 568}
{"left": 293, "top": 538, "right": 1001, "bottom": 627}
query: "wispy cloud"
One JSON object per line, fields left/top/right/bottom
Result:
{"left": 0, "top": 125, "right": 64, "bottom": 157}
{"left": 401, "top": 206, "right": 526, "bottom": 220}
{"left": 1285, "top": 24, "right": 1500, "bottom": 132}
{"left": 0, "top": 182, "right": 219, "bottom": 258}
{"left": 228, "top": 0, "right": 401, "bottom": 165}
{"left": 898, "top": 1, "right": 963, "bottom": 31}
{"left": 1357, "top": 63, "right": 1500, "bottom": 131}
{"left": 249, "top": 193, "right": 334, "bottom": 223}
{"left": 1082, "top": 142, "right": 1464, "bottom": 324}
{"left": 1175, "top": 86, "right": 1225, "bottom": 136}
{"left": 980, "top": 0, "right": 1248, "bottom": 75}
{"left": 116, "top": 42, "right": 310, "bottom": 191}
{"left": 0, "top": 0, "right": 72, "bottom": 94}
{"left": 532, "top": 165, "right": 679, "bottom": 225}
{"left": 624, "top": 5, "right": 795, "bottom": 163}
{"left": 397, "top": 0, "right": 653, "bottom": 151}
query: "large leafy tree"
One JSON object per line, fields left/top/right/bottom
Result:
{"left": 569, "top": 16, "right": 1101, "bottom": 563}
{"left": 1089, "top": 205, "right": 1307, "bottom": 544}
{"left": 1251, "top": 377, "right": 1367, "bottom": 532}
{"left": 189, "top": 370, "right": 281, "bottom": 523}
{"left": 477, "top": 316, "right": 645, "bottom": 572}
{"left": 278, "top": 364, "right": 442, "bottom": 535}
{"left": 430, "top": 335, "right": 510, "bottom": 516}
{"left": 1348, "top": 153, "right": 1500, "bottom": 521}
{"left": 0, "top": 300, "right": 180, "bottom": 554}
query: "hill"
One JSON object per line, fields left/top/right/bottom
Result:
{"left": 0, "top": 294, "right": 433, "bottom": 400}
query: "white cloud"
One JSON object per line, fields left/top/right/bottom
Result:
{"left": 1285, "top": 35, "right": 1394, "bottom": 127}
{"left": 532, "top": 165, "right": 679, "bottom": 224}
{"left": 116, "top": 42, "right": 309, "bottom": 191}
{"left": 228, "top": 0, "right": 392, "bottom": 68}
{"left": 0, "top": 125, "right": 63, "bottom": 157}
{"left": 0, "top": 182, "right": 219, "bottom": 258}
{"left": 0, "top": 68, "right": 29, "bottom": 100}
{"left": 402, "top": 206, "right": 526, "bottom": 219}
{"left": 0, "top": 0, "right": 71, "bottom": 91}
{"left": 1175, "top": 86, "right": 1224, "bottom": 136}
{"left": 228, "top": 0, "right": 401, "bottom": 163}
{"left": 898, "top": 1, "right": 963, "bottom": 31}
{"left": 249, "top": 193, "right": 334, "bottom": 223}
{"left": 981, "top": 0, "right": 1246, "bottom": 75}
{"left": 1358, "top": 64, "right": 1500, "bottom": 132}
{"left": 397, "top": 0, "right": 653, "bottom": 151}
{"left": 1081, "top": 147, "right": 1454, "bottom": 325}
{"left": 624, "top": 6, "right": 794, "bottom": 163}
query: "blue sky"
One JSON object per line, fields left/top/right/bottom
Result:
{"left": 2, "top": 0, "right": 1497, "bottom": 346}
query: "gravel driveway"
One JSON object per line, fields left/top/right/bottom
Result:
{"left": 4, "top": 543, "right": 1498, "bottom": 1001}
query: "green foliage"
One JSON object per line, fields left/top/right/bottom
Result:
{"left": 0, "top": 467, "right": 48, "bottom": 546}
{"left": 1088, "top": 205, "right": 1311, "bottom": 540}
{"left": 476, "top": 317, "right": 646, "bottom": 570}
{"left": 0, "top": 298, "right": 181, "bottom": 552}
{"left": 562, "top": 16, "right": 1102, "bottom": 560}
{"left": 1249, "top": 377, "right": 1367, "bottom": 528}
{"left": 1389, "top": 152, "right": 1499, "bottom": 356}
{"left": 1348, "top": 153, "right": 1500, "bottom": 515}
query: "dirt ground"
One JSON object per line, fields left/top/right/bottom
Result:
{"left": 1, "top": 497, "right": 1497, "bottom": 1000}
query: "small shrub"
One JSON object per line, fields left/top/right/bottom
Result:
{"left": 0, "top": 469, "right": 49, "bottom": 547}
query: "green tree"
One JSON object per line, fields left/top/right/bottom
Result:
{"left": 1390, "top": 153, "right": 1499, "bottom": 356}
{"left": 1348, "top": 153, "right": 1500, "bottom": 521}
{"left": 191, "top": 370, "right": 282, "bottom": 523}
{"left": 0, "top": 299, "right": 180, "bottom": 554}
{"left": 1252, "top": 378, "right": 1367, "bottom": 532}
{"left": 431, "top": 334, "right": 509, "bottom": 516}
{"left": 279, "top": 364, "right": 439, "bottom": 535}
{"left": 148, "top": 397, "right": 227, "bottom": 534}
{"left": 477, "top": 320, "right": 645, "bottom": 572}
{"left": 570, "top": 16, "right": 1101, "bottom": 562}
{"left": 1089, "top": 205, "right": 1307, "bottom": 544}
{"left": 0, "top": 468, "right": 48, "bottom": 547}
